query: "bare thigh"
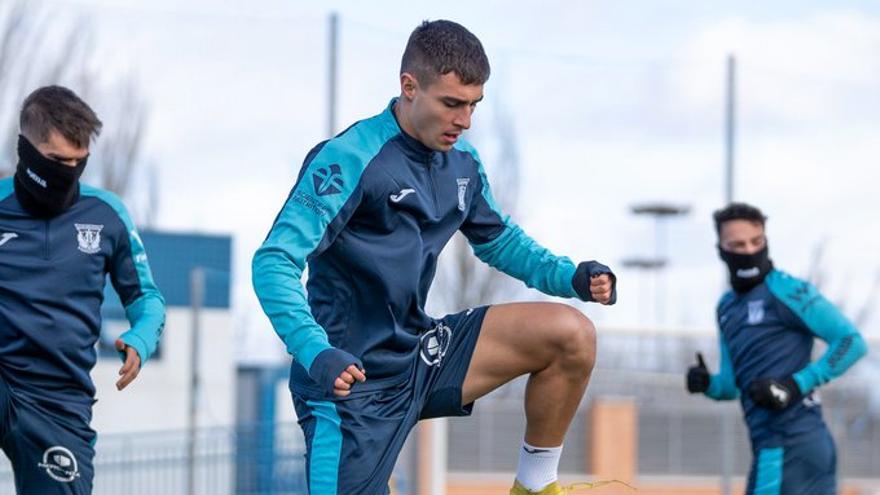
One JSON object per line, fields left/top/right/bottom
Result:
{"left": 461, "top": 302, "right": 596, "bottom": 405}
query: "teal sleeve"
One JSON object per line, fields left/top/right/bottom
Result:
{"left": 253, "top": 161, "right": 360, "bottom": 369}
{"left": 471, "top": 224, "right": 578, "bottom": 298}
{"left": 706, "top": 334, "right": 739, "bottom": 401}
{"left": 454, "top": 140, "right": 578, "bottom": 298}
{"left": 253, "top": 114, "right": 397, "bottom": 370}
{"left": 82, "top": 185, "right": 166, "bottom": 364}
{"left": 117, "top": 225, "right": 165, "bottom": 365}
{"left": 121, "top": 291, "right": 165, "bottom": 365}
{"left": 767, "top": 270, "right": 868, "bottom": 394}
{"left": 252, "top": 248, "right": 332, "bottom": 370}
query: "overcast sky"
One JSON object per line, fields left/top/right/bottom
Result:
{"left": 20, "top": 0, "right": 880, "bottom": 363}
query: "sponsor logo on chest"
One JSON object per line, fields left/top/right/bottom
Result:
{"left": 390, "top": 188, "right": 416, "bottom": 203}
{"left": 0, "top": 232, "right": 18, "bottom": 247}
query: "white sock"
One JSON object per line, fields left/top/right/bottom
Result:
{"left": 516, "top": 441, "right": 563, "bottom": 491}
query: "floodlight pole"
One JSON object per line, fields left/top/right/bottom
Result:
{"left": 725, "top": 54, "right": 736, "bottom": 205}
{"left": 720, "top": 53, "right": 737, "bottom": 495}
{"left": 630, "top": 204, "right": 690, "bottom": 327}
{"left": 621, "top": 257, "right": 667, "bottom": 326}
{"left": 327, "top": 12, "right": 339, "bottom": 138}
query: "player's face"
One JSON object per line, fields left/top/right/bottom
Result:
{"left": 403, "top": 72, "right": 483, "bottom": 151}
{"left": 32, "top": 129, "right": 89, "bottom": 168}
{"left": 719, "top": 220, "right": 766, "bottom": 255}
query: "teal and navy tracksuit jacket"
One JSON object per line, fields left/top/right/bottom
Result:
{"left": 0, "top": 178, "right": 165, "bottom": 424}
{"left": 253, "top": 98, "right": 595, "bottom": 400}
{"left": 705, "top": 269, "right": 867, "bottom": 449}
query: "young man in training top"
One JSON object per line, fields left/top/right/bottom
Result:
{"left": 254, "top": 20, "right": 617, "bottom": 495}
{"left": 0, "top": 86, "right": 165, "bottom": 494}
{"left": 687, "top": 202, "right": 866, "bottom": 495}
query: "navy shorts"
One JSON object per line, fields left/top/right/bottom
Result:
{"left": 0, "top": 375, "right": 95, "bottom": 494}
{"left": 746, "top": 428, "right": 836, "bottom": 495}
{"left": 293, "top": 306, "right": 488, "bottom": 495}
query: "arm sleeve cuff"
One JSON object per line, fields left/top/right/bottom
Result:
{"left": 119, "top": 332, "right": 150, "bottom": 367}
{"left": 572, "top": 261, "right": 617, "bottom": 304}
{"left": 308, "top": 348, "right": 363, "bottom": 395}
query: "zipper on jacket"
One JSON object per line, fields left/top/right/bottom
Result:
{"left": 44, "top": 219, "right": 50, "bottom": 260}
{"left": 427, "top": 155, "right": 439, "bottom": 212}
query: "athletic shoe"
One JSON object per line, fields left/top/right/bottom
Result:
{"left": 510, "top": 479, "right": 636, "bottom": 494}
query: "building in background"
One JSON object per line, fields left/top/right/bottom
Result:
{"left": 92, "top": 231, "right": 234, "bottom": 434}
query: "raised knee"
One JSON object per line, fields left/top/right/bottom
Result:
{"left": 549, "top": 305, "right": 596, "bottom": 372}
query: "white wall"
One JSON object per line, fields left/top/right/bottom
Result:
{"left": 91, "top": 307, "right": 235, "bottom": 434}
{"left": 275, "top": 379, "right": 298, "bottom": 424}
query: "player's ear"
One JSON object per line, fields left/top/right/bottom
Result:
{"left": 400, "top": 73, "right": 418, "bottom": 101}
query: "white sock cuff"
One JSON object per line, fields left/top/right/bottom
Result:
{"left": 522, "top": 441, "right": 563, "bottom": 456}
{"left": 517, "top": 440, "right": 564, "bottom": 491}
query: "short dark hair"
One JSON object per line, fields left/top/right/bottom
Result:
{"left": 400, "top": 20, "right": 490, "bottom": 87}
{"left": 19, "top": 85, "right": 102, "bottom": 148}
{"left": 713, "top": 202, "right": 767, "bottom": 235}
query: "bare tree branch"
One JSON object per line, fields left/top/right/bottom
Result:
{"left": 0, "top": 1, "right": 155, "bottom": 223}
{"left": 853, "top": 269, "right": 880, "bottom": 328}
{"left": 84, "top": 79, "right": 148, "bottom": 199}
{"left": 807, "top": 238, "right": 878, "bottom": 329}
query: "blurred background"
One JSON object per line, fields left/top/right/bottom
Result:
{"left": 0, "top": 0, "right": 878, "bottom": 493}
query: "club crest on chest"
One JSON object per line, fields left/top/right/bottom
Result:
{"left": 75, "top": 223, "right": 103, "bottom": 254}
{"left": 747, "top": 299, "right": 765, "bottom": 325}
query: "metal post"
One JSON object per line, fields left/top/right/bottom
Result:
{"left": 724, "top": 54, "right": 736, "bottom": 204}
{"left": 654, "top": 217, "right": 665, "bottom": 326}
{"left": 720, "top": 53, "right": 737, "bottom": 495}
{"left": 258, "top": 370, "right": 278, "bottom": 494}
{"left": 416, "top": 419, "right": 448, "bottom": 495}
{"left": 327, "top": 12, "right": 339, "bottom": 138}
{"left": 431, "top": 418, "right": 448, "bottom": 495}
{"left": 622, "top": 258, "right": 667, "bottom": 327}
{"left": 187, "top": 267, "right": 205, "bottom": 495}
{"left": 630, "top": 204, "right": 690, "bottom": 327}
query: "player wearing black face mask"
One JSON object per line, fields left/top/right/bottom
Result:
{"left": 717, "top": 243, "right": 773, "bottom": 293}
{"left": 0, "top": 86, "right": 165, "bottom": 495}
{"left": 14, "top": 134, "right": 89, "bottom": 217}
{"left": 685, "top": 203, "right": 867, "bottom": 495}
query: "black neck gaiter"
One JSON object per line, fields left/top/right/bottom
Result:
{"left": 13, "top": 134, "right": 87, "bottom": 218}
{"left": 719, "top": 244, "right": 773, "bottom": 293}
